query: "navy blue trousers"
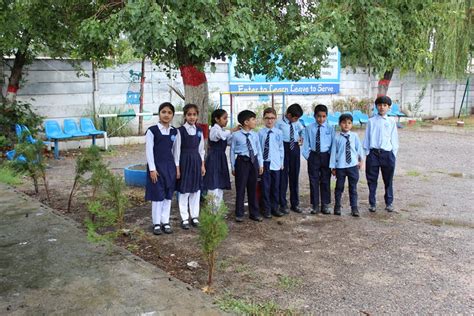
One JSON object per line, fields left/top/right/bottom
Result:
{"left": 280, "top": 142, "right": 300, "bottom": 208}
{"left": 261, "top": 161, "right": 280, "bottom": 215}
{"left": 307, "top": 151, "right": 331, "bottom": 208}
{"left": 235, "top": 155, "right": 260, "bottom": 218}
{"left": 335, "top": 166, "right": 359, "bottom": 209}
{"left": 365, "top": 149, "right": 396, "bottom": 206}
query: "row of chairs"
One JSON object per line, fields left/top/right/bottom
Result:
{"left": 299, "top": 110, "right": 369, "bottom": 128}
{"left": 44, "top": 118, "right": 106, "bottom": 159}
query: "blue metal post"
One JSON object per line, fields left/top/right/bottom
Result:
{"left": 54, "top": 139, "right": 59, "bottom": 159}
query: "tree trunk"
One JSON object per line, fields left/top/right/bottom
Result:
{"left": 138, "top": 56, "right": 145, "bottom": 135}
{"left": 6, "top": 50, "right": 28, "bottom": 103}
{"left": 179, "top": 64, "right": 209, "bottom": 124}
{"left": 377, "top": 70, "right": 394, "bottom": 97}
{"left": 0, "top": 59, "right": 5, "bottom": 103}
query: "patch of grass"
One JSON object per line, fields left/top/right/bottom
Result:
{"left": 234, "top": 263, "right": 251, "bottom": 273}
{"left": 216, "top": 293, "right": 294, "bottom": 315}
{"left": 448, "top": 172, "right": 464, "bottom": 178}
{"left": 126, "top": 243, "right": 139, "bottom": 252}
{"left": 425, "top": 218, "right": 474, "bottom": 229}
{"left": 406, "top": 170, "right": 421, "bottom": 177}
{"left": 217, "top": 258, "right": 233, "bottom": 271}
{"left": 277, "top": 275, "right": 302, "bottom": 291}
{"left": 0, "top": 163, "right": 23, "bottom": 185}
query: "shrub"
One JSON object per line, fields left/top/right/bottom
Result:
{"left": 0, "top": 101, "right": 43, "bottom": 148}
{"left": 329, "top": 97, "right": 373, "bottom": 114}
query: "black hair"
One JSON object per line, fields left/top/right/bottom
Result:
{"left": 286, "top": 103, "right": 303, "bottom": 118}
{"left": 211, "top": 109, "right": 227, "bottom": 126}
{"left": 237, "top": 110, "right": 256, "bottom": 126}
{"left": 314, "top": 104, "right": 328, "bottom": 117}
{"left": 375, "top": 95, "right": 392, "bottom": 106}
{"left": 183, "top": 103, "right": 199, "bottom": 116}
{"left": 339, "top": 113, "right": 353, "bottom": 124}
{"left": 158, "top": 102, "right": 175, "bottom": 115}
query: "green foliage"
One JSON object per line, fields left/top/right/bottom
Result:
{"left": 0, "top": 101, "right": 43, "bottom": 147}
{"left": 84, "top": 106, "right": 134, "bottom": 137}
{"left": 216, "top": 293, "right": 294, "bottom": 315}
{"left": 68, "top": 145, "right": 103, "bottom": 211}
{"left": 199, "top": 195, "right": 229, "bottom": 289}
{"left": 277, "top": 275, "right": 302, "bottom": 291}
{"left": 406, "top": 85, "right": 427, "bottom": 117}
{"left": 330, "top": 97, "right": 373, "bottom": 114}
{"left": 12, "top": 139, "right": 49, "bottom": 201}
{"left": 0, "top": 162, "right": 23, "bottom": 185}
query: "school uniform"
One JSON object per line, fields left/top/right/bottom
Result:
{"left": 330, "top": 131, "right": 364, "bottom": 212}
{"left": 230, "top": 130, "right": 263, "bottom": 220}
{"left": 258, "top": 127, "right": 284, "bottom": 216}
{"left": 302, "top": 121, "right": 335, "bottom": 211}
{"left": 174, "top": 122, "right": 205, "bottom": 223}
{"left": 203, "top": 124, "right": 232, "bottom": 204}
{"left": 145, "top": 123, "right": 177, "bottom": 226}
{"left": 363, "top": 114, "right": 399, "bottom": 208}
{"left": 275, "top": 117, "right": 304, "bottom": 210}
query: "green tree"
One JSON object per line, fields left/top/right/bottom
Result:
{"left": 0, "top": 0, "right": 97, "bottom": 102}
{"left": 78, "top": 0, "right": 342, "bottom": 122}
{"left": 324, "top": 0, "right": 473, "bottom": 96}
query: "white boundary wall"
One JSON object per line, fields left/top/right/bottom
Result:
{"left": 2, "top": 59, "right": 473, "bottom": 132}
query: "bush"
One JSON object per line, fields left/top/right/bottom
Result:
{"left": 0, "top": 101, "right": 43, "bottom": 147}
{"left": 329, "top": 97, "right": 373, "bottom": 114}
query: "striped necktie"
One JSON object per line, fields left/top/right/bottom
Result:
{"left": 342, "top": 134, "right": 351, "bottom": 164}
{"left": 289, "top": 123, "right": 295, "bottom": 150}
{"left": 244, "top": 133, "right": 255, "bottom": 163}
{"left": 315, "top": 125, "right": 321, "bottom": 154}
{"left": 263, "top": 130, "right": 272, "bottom": 161}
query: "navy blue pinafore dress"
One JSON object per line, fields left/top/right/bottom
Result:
{"left": 145, "top": 126, "right": 177, "bottom": 201}
{"left": 176, "top": 126, "right": 203, "bottom": 194}
{"left": 203, "top": 136, "right": 231, "bottom": 190}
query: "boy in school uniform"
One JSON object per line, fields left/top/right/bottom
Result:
{"left": 275, "top": 103, "right": 304, "bottom": 214}
{"left": 363, "top": 95, "right": 399, "bottom": 212}
{"left": 258, "top": 108, "right": 285, "bottom": 218}
{"left": 330, "top": 113, "right": 364, "bottom": 217}
{"left": 302, "top": 104, "right": 335, "bottom": 214}
{"left": 230, "top": 110, "right": 264, "bottom": 222}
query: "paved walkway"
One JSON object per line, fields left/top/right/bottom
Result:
{"left": 0, "top": 184, "right": 223, "bottom": 315}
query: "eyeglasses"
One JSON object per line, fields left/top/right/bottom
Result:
{"left": 264, "top": 117, "right": 276, "bottom": 120}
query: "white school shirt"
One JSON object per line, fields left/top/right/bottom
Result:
{"left": 145, "top": 122, "right": 174, "bottom": 172}
{"left": 173, "top": 122, "right": 205, "bottom": 166}
{"left": 209, "top": 124, "right": 232, "bottom": 142}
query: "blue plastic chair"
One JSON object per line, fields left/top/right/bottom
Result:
{"left": 15, "top": 124, "right": 38, "bottom": 144}
{"left": 389, "top": 103, "right": 406, "bottom": 117}
{"left": 80, "top": 118, "right": 106, "bottom": 146}
{"left": 64, "top": 119, "right": 90, "bottom": 137}
{"left": 353, "top": 110, "right": 369, "bottom": 125}
{"left": 45, "top": 120, "right": 72, "bottom": 159}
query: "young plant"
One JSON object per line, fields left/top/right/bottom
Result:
{"left": 199, "top": 195, "right": 229, "bottom": 293}
{"left": 67, "top": 145, "right": 102, "bottom": 212}
{"left": 13, "top": 139, "right": 50, "bottom": 202}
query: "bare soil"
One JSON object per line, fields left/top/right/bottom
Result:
{"left": 16, "top": 125, "right": 474, "bottom": 314}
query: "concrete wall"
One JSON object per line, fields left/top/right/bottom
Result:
{"left": 2, "top": 59, "right": 473, "bottom": 133}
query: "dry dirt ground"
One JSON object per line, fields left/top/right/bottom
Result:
{"left": 16, "top": 125, "right": 474, "bottom": 314}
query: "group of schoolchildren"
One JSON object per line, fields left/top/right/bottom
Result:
{"left": 145, "top": 96, "right": 399, "bottom": 235}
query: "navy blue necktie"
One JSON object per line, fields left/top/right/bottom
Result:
{"left": 315, "top": 125, "right": 321, "bottom": 154}
{"left": 289, "top": 123, "right": 295, "bottom": 150}
{"left": 263, "top": 130, "right": 272, "bottom": 161}
{"left": 342, "top": 134, "right": 351, "bottom": 164}
{"left": 245, "top": 133, "right": 255, "bottom": 163}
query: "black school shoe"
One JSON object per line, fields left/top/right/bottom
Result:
{"left": 321, "top": 205, "right": 331, "bottom": 215}
{"left": 249, "top": 215, "right": 263, "bottom": 222}
{"left": 291, "top": 206, "right": 302, "bottom": 213}
{"left": 162, "top": 223, "right": 173, "bottom": 234}
{"left": 334, "top": 206, "right": 342, "bottom": 216}
{"left": 368, "top": 205, "right": 377, "bottom": 212}
{"left": 385, "top": 205, "right": 394, "bottom": 212}
{"left": 181, "top": 220, "right": 190, "bottom": 230}
{"left": 235, "top": 216, "right": 244, "bottom": 223}
{"left": 153, "top": 224, "right": 162, "bottom": 235}
{"left": 351, "top": 208, "right": 360, "bottom": 217}
{"left": 271, "top": 210, "right": 284, "bottom": 217}
{"left": 279, "top": 206, "right": 290, "bottom": 215}
{"left": 263, "top": 212, "right": 272, "bottom": 219}
{"left": 191, "top": 217, "right": 200, "bottom": 227}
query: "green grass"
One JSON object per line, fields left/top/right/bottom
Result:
{"left": 0, "top": 163, "right": 23, "bottom": 185}
{"left": 406, "top": 170, "right": 421, "bottom": 177}
{"left": 216, "top": 293, "right": 294, "bottom": 315}
{"left": 217, "top": 258, "right": 233, "bottom": 271}
{"left": 277, "top": 275, "right": 302, "bottom": 291}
